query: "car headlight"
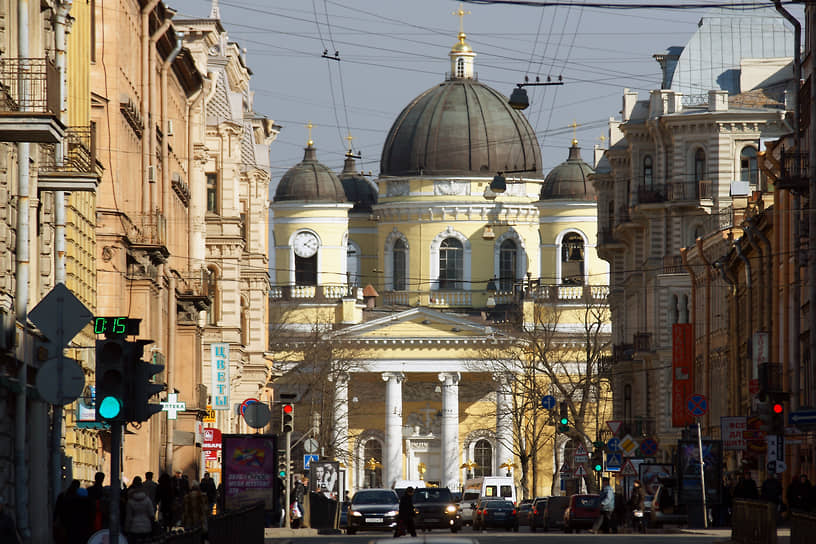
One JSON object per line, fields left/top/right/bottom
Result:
{"left": 385, "top": 510, "right": 399, "bottom": 517}
{"left": 446, "top": 505, "right": 457, "bottom": 513}
{"left": 351, "top": 510, "right": 362, "bottom": 517}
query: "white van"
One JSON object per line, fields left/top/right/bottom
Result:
{"left": 392, "top": 479, "right": 426, "bottom": 497}
{"left": 459, "top": 476, "right": 516, "bottom": 524}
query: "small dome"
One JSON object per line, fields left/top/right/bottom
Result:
{"left": 381, "top": 79, "right": 541, "bottom": 177}
{"left": 274, "top": 145, "right": 347, "bottom": 202}
{"left": 450, "top": 32, "right": 473, "bottom": 54}
{"left": 339, "top": 154, "right": 378, "bottom": 212}
{"left": 540, "top": 141, "right": 596, "bottom": 201}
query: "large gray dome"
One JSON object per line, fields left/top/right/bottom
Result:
{"left": 274, "top": 146, "right": 347, "bottom": 203}
{"left": 380, "top": 79, "right": 542, "bottom": 177}
{"left": 540, "top": 142, "right": 596, "bottom": 201}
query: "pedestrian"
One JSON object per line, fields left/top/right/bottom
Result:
{"left": 787, "top": 474, "right": 812, "bottom": 512}
{"left": 0, "top": 495, "right": 21, "bottom": 544}
{"left": 394, "top": 486, "right": 417, "bottom": 537}
{"left": 761, "top": 473, "right": 783, "bottom": 514}
{"left": 182, "top": 481, "right": 209, "bottom": 533}
{"left": 53, "top": 479, "right": 79, "bottom": 544}
{"left": 86, "top": 471, "right": 109, "bottom": 531}
{"left": 592, "top": 477, "right": 615, "bottom": 534}
{"left": 157, "top": 472, "right": 175, "bottom": 529}
{"left": 68, "top": 487, "right": 95, "bottom": 544}
{"left": 200, "top": 472, "right": 217, "bottom": 515}
{"left": 628, "top": 480, "right": 647, "bottom": 533}
{"left": 143, "top": 472, "right": 158, "bottom": 515}
{"left": 291, "top": 476, "right": 306, "bottom": 529}
{"left": 124, "top": 479, "right": 155, "bottom": 543}
{"left": 734, "top": 471, "right": 759, "bottom": 500}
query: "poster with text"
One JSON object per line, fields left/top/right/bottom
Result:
{"left": 310, "top": 461, "right": 340, "bottom": 500}
{"left": 678, "top": 439, "right": 722, "bottom": 504}
{"left": 222, "top": 434, "right": 278, "bottom": 511}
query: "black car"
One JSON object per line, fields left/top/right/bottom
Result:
{"left": 413, "top": 487, "right": 462, "bottom": 533}
{"left": 517, "top": 499, "right": 533, "bottom": 526}
{"left": 472, "top": 497, "right": 518, "bottom": 531}
{"left": 528, "top": 497, "right": 548, "bottom": 531}
{"left": 346, "top": 489, "right": 399, "bottom": 534}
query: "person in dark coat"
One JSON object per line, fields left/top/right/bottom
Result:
{"left": 86, "top": 472, "right": 109, "bottom": 531}
{"left": 0, "top": 495, "right": 21, "bottom": 543}
{"left": 157, "top": 472, "right": 175, "bottom": 529}
{"left": 733, "top": 472, "right": 759, "bottom": 500}
{"left": 394, "top": 486, "right": 417, "bottom": 537}
{"left": 628, "top": 479, "right": 647, "bottom": 533}
{"left": 65, "top": 486, "right": 95, "bottom": 544}
{"left": 787, "top": 474, "right": 813, "bottom": 512}
{"left": 761, "top": 474, "right": 783, "bottom": 512}
{"left": 200, "top": 472, "right": 217, "bottom": 515}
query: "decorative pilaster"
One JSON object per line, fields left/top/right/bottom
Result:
{"left": 495, "top": 374, "right": 514, "bottom": 475}
{"left": 331, "top": 372, "right": 349, "bottom": 461}
{"left": 382, "top": 372, "right": 404, "bottom": 488}
{"left": 438, "top": 372, "right": 461, "bottom": 490}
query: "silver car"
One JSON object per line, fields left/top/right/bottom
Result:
{"left": 458, "top": 490, "right": 481, "bottom": 525}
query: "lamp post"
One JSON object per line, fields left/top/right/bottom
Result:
{"left": 508, "top": 76, "right": 564, "bottom": 110}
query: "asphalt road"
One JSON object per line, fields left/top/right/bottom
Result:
{"left": 265, "top": 526, "right": 736, "bottom": 544}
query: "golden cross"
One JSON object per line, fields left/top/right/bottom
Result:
{"left": 599, "top": 134, "right": 606, "bottom": 145}
{"left": 570, "top": 120, "right": 578, "bottom": 145}
{"left": 346, "top": 133, "right": 353, "bottom": 154}
{"left": 452, "top": 3, "right": 471, "bottom": 34}
{"left": 306, "top": 120, "right": 314, "bottom": 146}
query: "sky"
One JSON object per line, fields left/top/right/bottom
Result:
{"left": 167, "top": 0, "right": 804, "bottom": 187}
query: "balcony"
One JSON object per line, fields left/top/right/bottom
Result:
{"left": 38, "top": 126, "right": 101, "bottom": 191}
{"left": 633, "top": 332, "right": 653, "bottom": 352}
{"left": 0, "top": 57, "right": 64, "bottom": 142}
{"left": 698, "top": 180, "right": 713, "bottom": 200}
{"left": 128, "top": 212, "right": 169, "bottom": 264}
{"left": 270, "top": 284, "right": 362, "bottom": 302}
{"left": 636, "top": 184, "right": 666, "bottom": 204}
{"left": 667, "top": 181, "right": 698, "bottom": 202}
{"left": 701, "top": 205, "right": 735, "bottom": 232}
{"left": 662, "top": 255, "right": 684, "bottom": 274}
{"left": 529, "top": 284, "right": 609, "bottom": 304}
{"left": 613, "top": 343, "right": 634, "bottom": 362}
{"left": 176, "top": 268, "right": 211, "bottom": 315}
{"left": 774, "top": 149, "right": 808, "bottom": 193}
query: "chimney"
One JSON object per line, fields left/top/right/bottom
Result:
{"left": 622, "top": 89, "right": 638, "bottom": 122}
{"left": 708, "top": 90, "right": 728, "bottom": 112}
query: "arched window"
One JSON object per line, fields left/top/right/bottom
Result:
{"left": 643, "top": 155, "right": 653, "bottom": 186}
{"left": 393, "top": 239, "right": 407, "bottom": 291}
{"left": 439, "top": 238, "right": 463, "bottom": 289}
{"left": 561, "top": 233, "right": 584, "bottom": 285}
{"left": 473, "top": 439, "right": 493, "bottom": 477}
{"left": 205, "top": 267, "right": 219, "bottom": 325}
{"left": 694, "top": 148, "right": 706, "bottom": 182}
{"left": 499, "top": 239, "right": 517, "bottom": 291}
{"left": 740, "top": 147, "right": 758, "bottom": 185}
{"left": 347, "top": 243, "right": 360, "bottom": 287}
{"left": 456, "top": 58, "right": 465, "bottom": 78}
{"left": 295, "top": 254, "right": 317, "bottom": 286}
{"left": 363, "top": 440, "right": 383, "bottom": 488}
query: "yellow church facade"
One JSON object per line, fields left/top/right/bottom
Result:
{"left": 268, "top": 28, "right": 611, "bottom": 498}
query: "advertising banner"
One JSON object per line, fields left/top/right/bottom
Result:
{"left": 672, "top": 324, "right": 694, "bottom": 428}
{"left": 211, "top": 343, "right": 230, "bottom": 410}
{"left": 222, "top": 434, "right": 278, "bottom": 511}
{"left": 310, "top": 461, "right": 340, "bottom": 500}
{"left": 639, "top": 463, "right": 674, "bottom": 496}
{"left": 678, "top": 439, "right": 723, "bottom": 504}
{"left": 720, "top": 416, "right": 747, "bottom": 451}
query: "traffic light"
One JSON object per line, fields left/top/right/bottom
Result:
{"left": 557, "top": 401, "right": 569, "bottom": 433}
{"left": 277, "top": 450, "right": 287, "bottom": 478}
{"left": 127, "top": 341, "right": 165, "bottom": 423}
{"left": 282, "top": 403, "right": 294, "bottom": 433}
{"left": 770, "top": 394, "right": 786, "bottom": 434}
{"left": 592, "top": 449, "right": 603, "bottom": 473}
{"left": 95, "top": 338, "right": 127, "bottom": 422}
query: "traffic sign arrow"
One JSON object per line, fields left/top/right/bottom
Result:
{"left": 789, "top": 410, "right": 816, "bottom": 425}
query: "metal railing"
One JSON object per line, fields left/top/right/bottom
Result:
{"left": 129, "top": 212, "right": 168, "bottom": 247}
{"left": 529, "top": 283, "right": 609, "bottom": 303}
{"left": 270, "top": 284, "right": 362, "bottom": 301}
{"left": 731, "top": 499, "right": 776, "bottom": 544}
{"left": 633, "top": 332, "right": 652, "bottom": 352}
{"left": 662, "top": 255, "right": 684, "bottom": 274}
{"left": 791, "top": 512, "right": 816, "bottom": 544}
{"left": 636, "top": 184, "right": 666, "bottom": 204}
{"left": 613, "top": 343, "right": 634, "bottom": 362}
{"left": 667, "top": 181, "right": 698, "bottom": 201}
{"left": 0, "top": 57, "right": 59, "bottom": 113}
{"left": 208, "top": 503, "right": 265, "bottom": 544}
{"left": 39, "top": 125, "right": 97, "bottom": 175}
{"left": 698, "top": 179, "right": 713, "bottom": 199}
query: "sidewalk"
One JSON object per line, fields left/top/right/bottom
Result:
{"left": 678, "top": 526, "right": 790, "bottom": 543}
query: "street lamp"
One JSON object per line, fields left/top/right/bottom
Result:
{"left": 508, "top": 76, "right": 564, "bottom": 110}
{"left": 460, "top": 460, "right": 478, "bottom": 480}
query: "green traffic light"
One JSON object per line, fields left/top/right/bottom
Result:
{"left": 279, "top": 470, "right": 286, "bottom": 477}
{"left": 594, "top": 464, "right": 603, "bottom": 472}
{"left": 559, "top": 417, "right": 568, "bottom": 425}
{"left": 98, "top": 396, "right": 122, "bottom": 419}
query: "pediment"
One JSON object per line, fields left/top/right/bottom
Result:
{"left": 332, "top": 307, "right": 496, "bottom": 342}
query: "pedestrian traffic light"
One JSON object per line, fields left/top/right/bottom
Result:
{"left": 557, "top": 401, "right": 569, "bottom": 433}
{"left": 127, "top": 340, "right": 165, "bottom": 423}
{"left": 592, "top": 450, "right": 603, "bottom": 473}
{"left": 95, "top": 338, "right": 127, "bottom": 422}
{"left": 282, "top": 403, "right": 294, "bottom": 433}
{"left": 770, "top": 393, "right": 787, "bottom": 434}
{"left": 277, "top": 450, "right": 287, "bottom": 478}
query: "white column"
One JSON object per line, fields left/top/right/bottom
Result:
{"left": 495, "top": 374, "right": 514, "bottom": 476}
{"left": 331, "top": 372, "right": 349, "bottom": 461}
{"left": 438, "top": 372, "right": 461, "bottom": 490}
{"left": 382, "top": 372, "right": 404, "bottom": 488}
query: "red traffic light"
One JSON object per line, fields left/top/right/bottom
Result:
{"left": 283, "top": 403, "right": 294, "bottom": 414}
{"left": 772, "top": 403, "right": 783, "bottom": 414}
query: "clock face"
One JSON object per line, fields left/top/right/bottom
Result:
{"left": 293, "top": 232, "right": 318, "bottom": 258}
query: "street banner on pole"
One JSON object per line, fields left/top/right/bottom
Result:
{"left": 672, "top": 324, "right": 694, "bottom": 427}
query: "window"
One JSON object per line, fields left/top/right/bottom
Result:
{"left": 740, "top": 147, "right": 758, "bottom": 185}
{"left": 206, "top": 173, "right": 218, "bottom": 213}
{"left": 643, "top": 155, "right": 653, "bottom": 186}
{"left": 393, "top": 239, "right": 407, "bottom": 291}
{"left": 499, "top": 239, "right": 517, "bottom": 291}
{"left": 240, "top": 212, "right": 247, "bottom": 243}
{"left": 457, "top": 58, "right": 465, "bottom": 78}
{"left": 694, "top": 148, "right": 706, "bottom": 182}
{"left": 347, "top": 244, "right": 360, "bottom": 286}
{"left": 240, "top": 299, "right": 249, "bottom": 345}
{"left": 474, "top": 439, "right": 493, "bottom": 477}
{"left": 295, "top": 255, "right": 317, "bottom": 286}
{"left": 439, "top": 238, "right": 463, "bottom": 289}
{"left": 561, "top": 233, "right": 584, "bottom": 285}
{"left": 205, "top": 267, "right": 218, "bottom": 325}
{"left": 363, "top": 440, "right": 383, "bottom": 488}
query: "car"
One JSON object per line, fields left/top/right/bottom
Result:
{"left": 472, "top": 497, "right": 518, "bottom": 532}
{"left": 540, "top": 495, "right": 569, "bottom": 531}
{"left": 346, "top": 488, "right": 399, "bottom": 534}
{"left": 458, "top": 488, "right": 481, "bottom": 526}
{"left": 517, "top": 499, "right": 533, "bottom": 525}
{"left": 563, "top": 494, "right": 600, "bottom": 533}
{"left": 528, "top": 497, "right": 548, "bottom": 531}
{"left": 412, "top": 487, "right": 462, "bottom": 533}
{"left": 651, "top": 484, "right": 688, "bottom": 528}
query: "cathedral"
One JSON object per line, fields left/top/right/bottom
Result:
{"left": 268, "top": 26, "right": 611, "bottom": 498}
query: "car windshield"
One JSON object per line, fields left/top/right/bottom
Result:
{"left": 353, "top": 491, "right": 397, "bottom": 505}
{"left": 412, "top": 488, "right": 453, "bottom": 503}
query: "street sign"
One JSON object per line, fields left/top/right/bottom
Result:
{"left": 574, "top": 444, "right": 589, "bottom": 464}
{"left": 36, "top": 359, "right": 85, "bottom": 405}
{"left": 243, "top": 402, "right": 270, "bottom": 429}
{"left": 606, "top": 437, "right": 621, "bottom": 452}
{"left": 29, "top": 283, "right": 93, "bottom": 344}
{"left": 640, "top": 438, "right": 659, "bottom": 457}
{"left": 789, "top": 409, "right": 816, "bottom": 426}
{"left": 619, "top": 434, "right": 639, "bottom": 457}
{"left": 574, "top": 464, "right": 587, "bottom": 477}
{"left": 304, "top": 454, "right": 319, "bottom": 470}
{"left": 606, "top": 420, "right": 623, "bottom": 435}
{"left": 161, "top": 393, "right": 186, "bottom": 420}
{"left": 606, "top": 452, "right": 622, "bottom": 471}
{"left": 620, "top": 459, "right": 638, "bottom": 477}
{"left": 239, "top": 398, "right": 260, "bottom": 416}
{"left": 560, "top": 462, "right": 572, "bottom": 476}
{"left": 593, "top": 441, "right": 605, "bottom": 449}
{"left": 687, "top": 394, "right": 708, "bottom": 417}
{"left": 303, "top": 438, "right": 319, "bottom": 454}
{"left": 775, "top": 461, "right": 787, "bottom": 474}
{"left": 541, "top": 395, "right": 557, "bottom": 410}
